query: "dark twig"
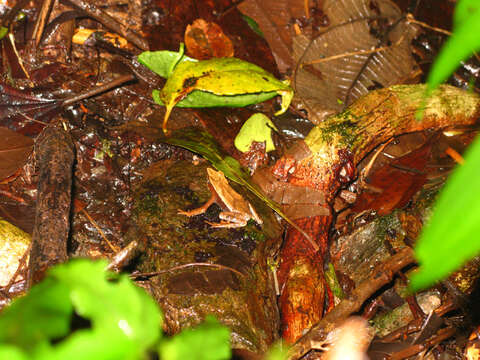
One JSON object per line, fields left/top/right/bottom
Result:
{"left": 62, "top": 73, "right": 135, "bottom": 106}
{"left": 61, "top": 0, "right": 149, "bottom": 50}
{"left": 131, "top": 262, "right": 246, "bottom": 279}
{"left": 31, "top": 0, "right": 55, "bottom": 46}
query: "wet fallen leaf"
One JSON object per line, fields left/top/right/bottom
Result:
{"left": 0, "top": 83, "right": 58, "bottom": 122}
{"left": 184, "top": 19, "right": 234, "bottom": 60}
{"left": 237, "top": 0, "right": 309, "bottom": 73}
{"left": 0, "top": 127, "right": 33, "bottom": 181}
{"left": 159, "top": 56, "right": 293, "bottom": 133}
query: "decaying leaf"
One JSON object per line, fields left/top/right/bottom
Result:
{"left": 237, "top": 0, "right": 311, "bottom": 73}
{"left": 0, "top": 83, "right": 58, "bottom": 122}
{"left": 0, "top": 127, "right": 33, "bottom": 181}
{"left": 184, "top": 19, "right": 234, "bottom": 60}
{"left": 293, "top": 0, "right": 418, "bottom": 123}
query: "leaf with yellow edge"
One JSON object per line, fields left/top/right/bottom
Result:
{"left": 159, "top": 57, "right": 293, "bottom": 134}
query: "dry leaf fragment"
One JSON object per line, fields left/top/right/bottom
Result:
{"left": 293, "top": 0, "right": 418, "bottom": 123}
{"left": 185, "top": 19, "right": 234, "bottom": 60}
{"left": 0, "top": 127, "right": 33, "bottom": 182}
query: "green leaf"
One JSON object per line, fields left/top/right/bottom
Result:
{"left": 50, "top": 259, "right": 162, "bottom": 350}
{"left": 0, "top": 278, "right": 72, "bottom": 351}
{"left": 159, "top": 316, "right": 230, "bottom": 360}
{"left": 242, "top": 15, "right": 264, "bottom": 37}
{"left": 0, "top": 27, "right": 7, "bottom": 40}
{"left": 0, "top": 345, "right": 28, "bottom": 360}
{"left": 137, "top": 44, "right": 196, "bottom": 79}
{"left": 34, "top": 330, "right": 139, "bottom": 360}
{"left": 0, "top": 259, "right": 162, "bottom": 359}
{"left": 234, "top": 113, "right": 278, "bottom": 152}
{"left": 264, "top": 342, "right": 289, "bottom": 360}
{"left": 158, "top": 57, "right": 293, "bottom": 133}
{"left": 427, "top": 0, "right": 480, "bottom": 90}
{"left": 152, "top": 88, "right": 277, "bottom": 108}
{"left": 453, "top": 0, "right": 480, "bottom": 29}
{"left": 167, "top": 128, "right": 318, "bottom": 251}
{"left": 410, "top": 136, "right": 480, "bottom": 291}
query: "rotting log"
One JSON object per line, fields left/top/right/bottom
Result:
{"left": 268, "top": 84, "right": 480, "bottom": 345}
{"left": 27, "top": 125, "right": 75, "bottom": 286}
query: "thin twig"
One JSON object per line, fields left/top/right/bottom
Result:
{"left": 31, "top": 0, "right": 55, "bottom": 46}
{"left": 80, "top": 208, "right": 119, "bottom": 252}
{"left": 131, "top": 262, "right": 246, "bottom": 279}
{"left": 406, "top": 13, "right": 451, "bottom": 36}
{"left": 62, "top": 74, "right": 135, "bottom": 106}
{"left": 445, "top": 147, "right": 464, "bottom": 165}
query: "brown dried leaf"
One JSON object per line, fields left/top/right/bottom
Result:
{"left": 184, "top": 19, "right": 234, "bottom": 59}
{"left": 0, "top": 127, "right": 33, "bottom": 181}
{"left": 237, "top": 0, "right": 309, "bottom": 73}
{"left": 293, "top": 0, "right": 418, "bottom": 123}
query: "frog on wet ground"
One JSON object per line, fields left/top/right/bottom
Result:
{"left": 178, "top": 168, "right": 263, "bottom": 228}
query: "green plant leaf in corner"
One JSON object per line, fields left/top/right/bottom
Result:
{"left": 409, "top": 135, "right": 480, "bottom": 291}
{"left": 159, "top": 316, "right": 230, "bottom": 360}
{"left": 166, "top": 128, "right": 319, "bottom": 252}
{"left": 426, "top": 0, "right": 480, "bottom": 91}
{"left": 158, "top": 56, "right": 293, "bottom": 134}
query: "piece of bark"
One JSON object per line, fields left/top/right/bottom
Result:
{"left": 268, "top": 84, "right": 480, "bottom": 345}
{"left": 287, "top": 247, "right": 415, "bottom": 359}
{"left": 27, "top": 125, "right": 75, "bottom": 286}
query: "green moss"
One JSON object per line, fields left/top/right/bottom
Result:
{"left": 305, "top": 109, "right": 360, "bottom": 152}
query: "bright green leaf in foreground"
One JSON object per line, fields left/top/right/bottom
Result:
{"left": 49, "top": 260, "right": 162, "bottom": 350}
{"left": 0, "top": 259, "right": 162, "bottom": 360}
{"left": 453, "top": 0, "right": 479, "bottom": 29}
{"left": 410, "top": 136, "right": 480, "bottom": 291}
{"left": 0, "top": 278, "right": 72, "bottom": 352}
{"left": 427, "top": 0, "right": 480, "bottom": 90}
{"left": 234, "top": 113, "right": 278, "bottom": 153}
{"left": 159, "top": 316, "right": 230, "bottom": 360}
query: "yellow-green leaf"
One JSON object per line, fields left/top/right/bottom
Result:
{"left": 234, "top": 113, "right": 278, "bottom": 152}
{"left": 159, "top": 57, "right": 293, "bottom": 133}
